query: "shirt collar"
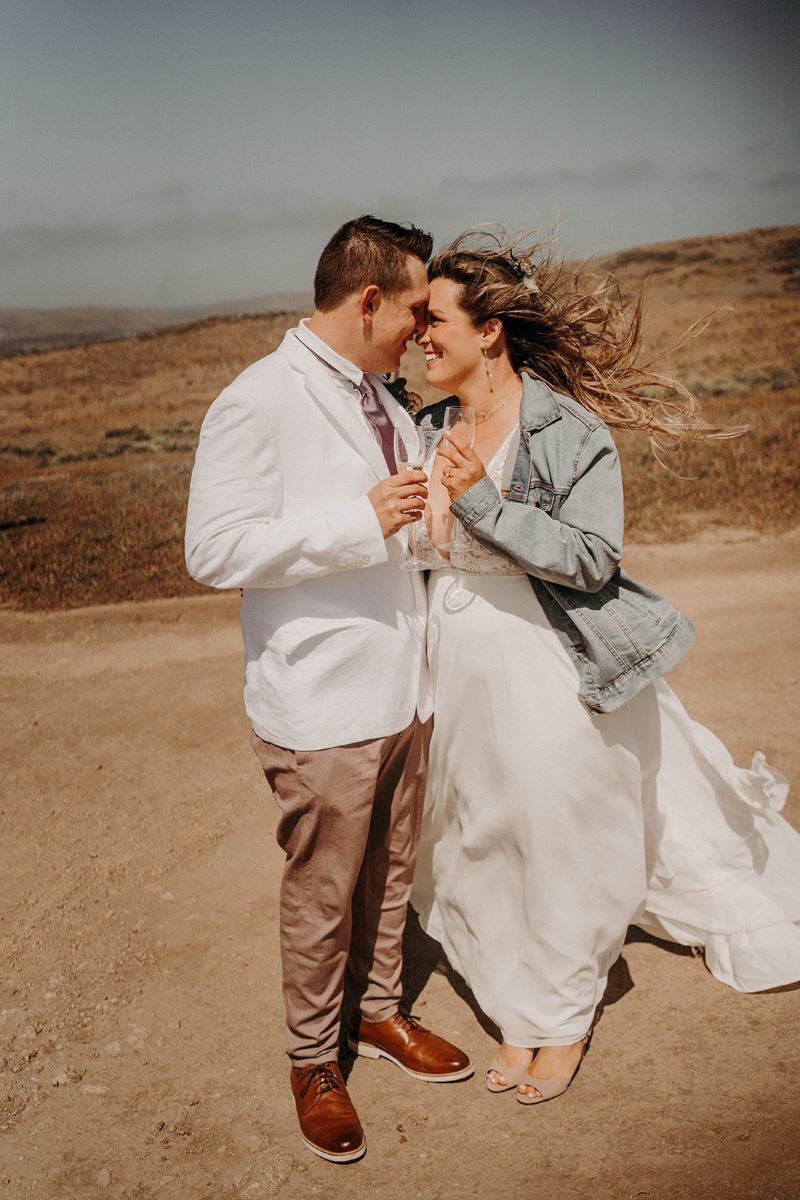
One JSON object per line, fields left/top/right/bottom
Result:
{"left": 294, "top": 318, "right": 365, "bottom": 388}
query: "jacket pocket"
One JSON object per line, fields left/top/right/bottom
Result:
{"left": 274, "top": 617, "right": 369, "bottom": 662}
{"left": 527, "top": 483, "right": 558, "bottom": 512}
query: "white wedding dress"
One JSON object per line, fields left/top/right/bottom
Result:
{"left": 410, "top": 430, "right": 800, "bottom": 1047}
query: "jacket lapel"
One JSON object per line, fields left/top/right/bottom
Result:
{"left": 278, "top": 332, "right": 390, "bottom": 481}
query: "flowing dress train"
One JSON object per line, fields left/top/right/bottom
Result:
{"left": 410, "top": 432, "right": 800, "bottom": 1046}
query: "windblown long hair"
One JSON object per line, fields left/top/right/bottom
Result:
{"left": 429, "top": 231, "right": 737, "bottom": 453}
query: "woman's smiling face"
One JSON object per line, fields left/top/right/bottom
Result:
{"left": 418, "top": 277, "right": 485, "bottom": 392}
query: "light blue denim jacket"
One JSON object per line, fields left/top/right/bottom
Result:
{"left": 418, "top": 372, "right": 695, "bottom": 713}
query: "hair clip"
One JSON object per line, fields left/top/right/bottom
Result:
{"left": 511, "top": 254, "right": 539, "bottom": 294}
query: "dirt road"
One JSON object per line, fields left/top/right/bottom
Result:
{"left": 2, "top": 532, "right": 799, "bottom": 1199}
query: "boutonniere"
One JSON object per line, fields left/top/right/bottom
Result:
{"left": 382, "top": 375, "right": 424, "bottom": 416}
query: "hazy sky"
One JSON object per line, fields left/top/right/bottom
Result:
{"left": 1, "top": 0, "right": 798, "bottom": 308}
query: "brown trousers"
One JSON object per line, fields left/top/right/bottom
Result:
{"left": 251, "top": 716, "right": 431, "bottom": 1066}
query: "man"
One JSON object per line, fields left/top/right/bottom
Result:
{"left": 185, "top": 216, "right": 471, "bottom": 1164}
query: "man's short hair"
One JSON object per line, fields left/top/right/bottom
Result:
{"left": 314, "top": 215, "right": 433, "bottom": 311}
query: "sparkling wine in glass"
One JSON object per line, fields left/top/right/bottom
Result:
{"left": 393, "top": 424, "right": 430, "bottom": 570}
{"left": 438, "top": 406, "right": 476, "bottom": 559}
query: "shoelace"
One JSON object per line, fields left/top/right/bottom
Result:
{"left": 298, "top": 1063, "right": 342, "bottom": 1101}
{"left": 394, "top": 1011, "right": 423, "bottom": 1034}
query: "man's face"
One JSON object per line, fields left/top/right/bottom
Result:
{"left": 367, "top": 256, "right": 429, "bottom": 373}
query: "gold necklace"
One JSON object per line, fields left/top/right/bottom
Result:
{"left": 474, "top": 395, "right": 511, "bottom": 424}
{"left": 474, "top": 382, "right": 520, "bottom": 424}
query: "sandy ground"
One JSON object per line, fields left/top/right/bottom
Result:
{"left": 2, "top": 531, "right": 799, "bottom": 1200}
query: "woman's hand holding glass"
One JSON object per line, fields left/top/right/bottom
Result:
{"left": 436, "top": 408, "right": 485, "bottom": 503}
{"left": 436, "top": 436, "right": 487, "bottom": 502}
{"left": 432, "top": 406, "right": 481, "bottom": 569}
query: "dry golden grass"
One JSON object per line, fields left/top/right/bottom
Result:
{"left": 0, "top": 315, "right": 298, "bottom": 610}
{"left": 1, "top": 225, "right": 798, "bottom": 611}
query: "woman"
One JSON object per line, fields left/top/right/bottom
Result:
{"left": 408, "top": 235, "right": 800, "bottom": 1105}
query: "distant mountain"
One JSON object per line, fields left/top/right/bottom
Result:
{"left": 0, "top": 292, "right": 313, "bottom": 356}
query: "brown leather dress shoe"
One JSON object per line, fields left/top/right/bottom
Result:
{"left": 289, "top": 1062, "right": 366, "bottom": 1163}
{"left": 348, "top": 1011, "right": 473, "bottom": 1082}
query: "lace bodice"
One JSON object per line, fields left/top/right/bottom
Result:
{"left": 415, "top": 429, "right": 526, "bottom": 575}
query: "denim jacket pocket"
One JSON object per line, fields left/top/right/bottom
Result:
{"left": 527, "top": 483, "right": 558, "bottom": 513}
{"left": 506, "top": 479, "right": 566, "bottom": 516}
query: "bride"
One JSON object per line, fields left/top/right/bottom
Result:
{"left": 408, "top": 234, "right": 800, "bottom": 1105}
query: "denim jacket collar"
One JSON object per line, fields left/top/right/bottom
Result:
{"left": 418, "top": 371, "right": 562, "bottom": 434}
{"left": 518, "top": 372, "right": 562, "bottom": 433}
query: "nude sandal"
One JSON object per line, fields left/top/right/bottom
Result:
{"left": 486, "top": 1055, "right": 532, "bottom": 1093}
{"left": 515, "top": 1036, "right": 589, "bottom": 1105}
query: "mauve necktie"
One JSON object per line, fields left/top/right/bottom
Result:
{"left": 358, "top": 375, "right": 397, "bottom": 473}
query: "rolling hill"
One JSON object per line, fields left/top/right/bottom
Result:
{"left": 0, "top": 223, "right": 797, "bottom": 610}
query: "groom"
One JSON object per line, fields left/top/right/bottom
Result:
{"left": 185, "top": 216, "right": 471, "bottom": 1163}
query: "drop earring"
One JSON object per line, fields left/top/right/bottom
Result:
{"left": 482, "top": 346, "right": 494, "bottom": 393}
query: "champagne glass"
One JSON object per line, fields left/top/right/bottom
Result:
{"left": 393, "top": 424, "right": 430, "bottom": 570}
{"left": 438, "top": 406, "right": 476, "bottom": 560}
{"left": 442, "top": 405, "right": 476, "bottom": 449}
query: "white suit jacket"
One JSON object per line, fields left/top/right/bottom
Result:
{"left": 185, "top": 328, "right": 432, "bottom": 750}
